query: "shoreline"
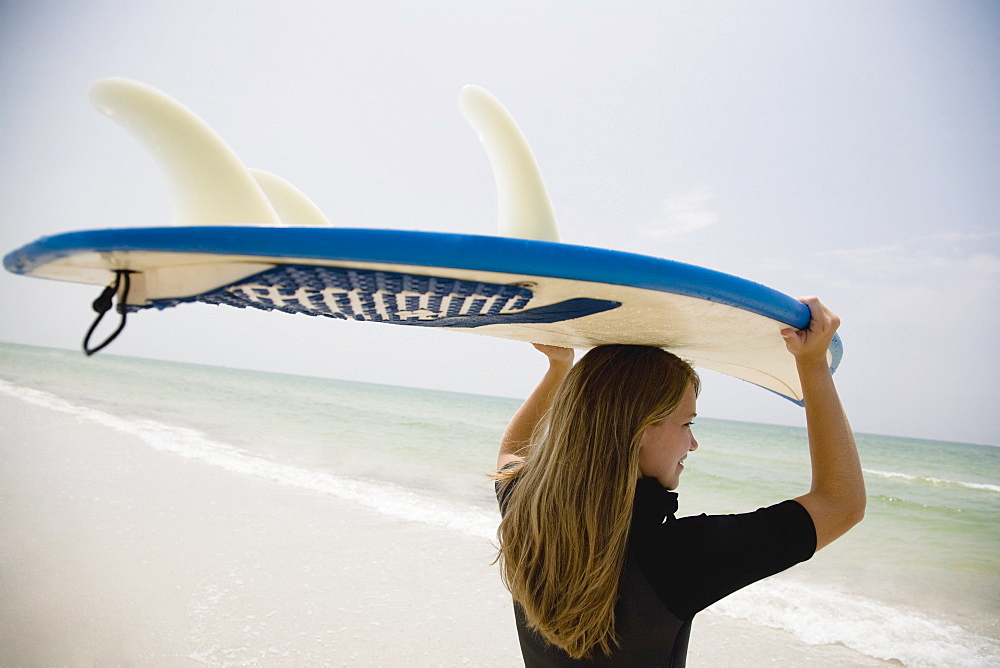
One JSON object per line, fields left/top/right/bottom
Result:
{"left": 0, "top": 392, "right": 894, "bottom": 665}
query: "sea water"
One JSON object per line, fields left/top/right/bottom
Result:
{"left": 0, "top": 342, "right": 996, "bottom": 666}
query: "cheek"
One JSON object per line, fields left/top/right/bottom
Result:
{"left": 638, "top": 442, "right": 652, "bottom": 469}
{"left": 638, "top": 436, "right": 661, "bottom": 476}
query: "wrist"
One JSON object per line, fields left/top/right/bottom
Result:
{"left": 795, "top": 353, "right": 832, "bottom": 375}
{"left": 546, "top": 354, "right": 575, "bottom": 371}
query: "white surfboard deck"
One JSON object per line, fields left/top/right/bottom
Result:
{"left": 4, "top": 226, "right": 841, "bottom": 405}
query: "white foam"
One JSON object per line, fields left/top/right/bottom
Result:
{"left": 0, "top": 379, "right": 499, "bottom": 541}
{"left": 709, "top": 578, "right": 1000, "bottom": 667}
{"left": 864, "top": 468, "right": 1000, "bottom": 494}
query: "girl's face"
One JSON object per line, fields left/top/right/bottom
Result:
{"left": 637, "top": 383, "right": 698, "bottom": 490}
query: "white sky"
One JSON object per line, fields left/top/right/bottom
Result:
{"left": 1, "top": 1, "right": 997, "bottom": 446}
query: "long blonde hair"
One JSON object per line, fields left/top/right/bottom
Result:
{"left": 495, "top": 345, "right": 699, "bottom": 659}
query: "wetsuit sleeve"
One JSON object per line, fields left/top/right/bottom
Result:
{"left": 641, "top": 499, "right": 816, "bottom": 621}
{"left": 495, "top": 463, "right": 520, "bottom": 514}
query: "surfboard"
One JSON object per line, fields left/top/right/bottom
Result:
{"left": 1, "top": 78, "right": 841, "bottom": 405}
{"left": 3, "top": 225, "right": 841, "bottom": 404}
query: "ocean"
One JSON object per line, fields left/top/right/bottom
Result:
{"left": 0, "top": 342, "right": 997, "bottom": 666}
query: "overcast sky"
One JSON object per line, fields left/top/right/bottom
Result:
{"left": 1, "top": 1, "right": 997, "bottom": 446}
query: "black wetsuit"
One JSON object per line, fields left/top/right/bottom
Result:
{"left": 496, "top": 476, "right": 816, "bottom": 667}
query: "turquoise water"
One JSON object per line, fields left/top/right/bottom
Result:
{"left": 1, "top": 343, "right": 997, "bottom": 666}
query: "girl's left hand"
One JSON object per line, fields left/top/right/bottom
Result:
{"left": 532, "top": 343, "right": 575, "bottom": 366}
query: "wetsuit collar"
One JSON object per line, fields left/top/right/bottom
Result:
{"left": 634, "top": 477, "right": 679, "bottom": 525}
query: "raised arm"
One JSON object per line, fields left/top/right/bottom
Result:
{"left": 497, "top": 344, "right": 575, "bottom": 471}
{"left": 785, "top": 297, "right": 866, "bottom": 550}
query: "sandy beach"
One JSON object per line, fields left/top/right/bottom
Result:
{"left": 0, "top": 393, "right": 894, "bottom": 666}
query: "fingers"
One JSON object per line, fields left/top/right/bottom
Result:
{"left": 800, "top": 296, "right": 841, "bottom": 334}
{"left": 782, "top": 297, "right": 840, "bottom": 360}
{"left": 532, "top": 342, "right": 575, "bottom": 365}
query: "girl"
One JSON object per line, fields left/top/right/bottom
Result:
{"left": 494, "top": 297, "right": 864, "bottom": 666}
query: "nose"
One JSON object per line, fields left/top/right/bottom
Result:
{"left": 689, "top": 435, "right": 698, "bottom": 452}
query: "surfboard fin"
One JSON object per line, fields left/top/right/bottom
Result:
{"left": 89, "top": 78, "right": 331, "bottom": 227}
{"left": 249, "top": 169, "right": 332, "bottom": 227}
{"left": 459, "top": 85, "right": 561, "bottom": 242}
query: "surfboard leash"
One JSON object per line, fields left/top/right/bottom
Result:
{"left": 83, "top": 270, "right": 133, "bottom": 356}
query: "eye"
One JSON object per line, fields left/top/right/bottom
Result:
{"left": 684, "top": 422, "right": 695, "bottom": 428}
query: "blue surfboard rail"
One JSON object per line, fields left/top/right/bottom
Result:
{"left": 3, "top": 226, "right": 841, "bottom": 374}
{"left": 5, "top": 226, "right": 801, "bottom": 321}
